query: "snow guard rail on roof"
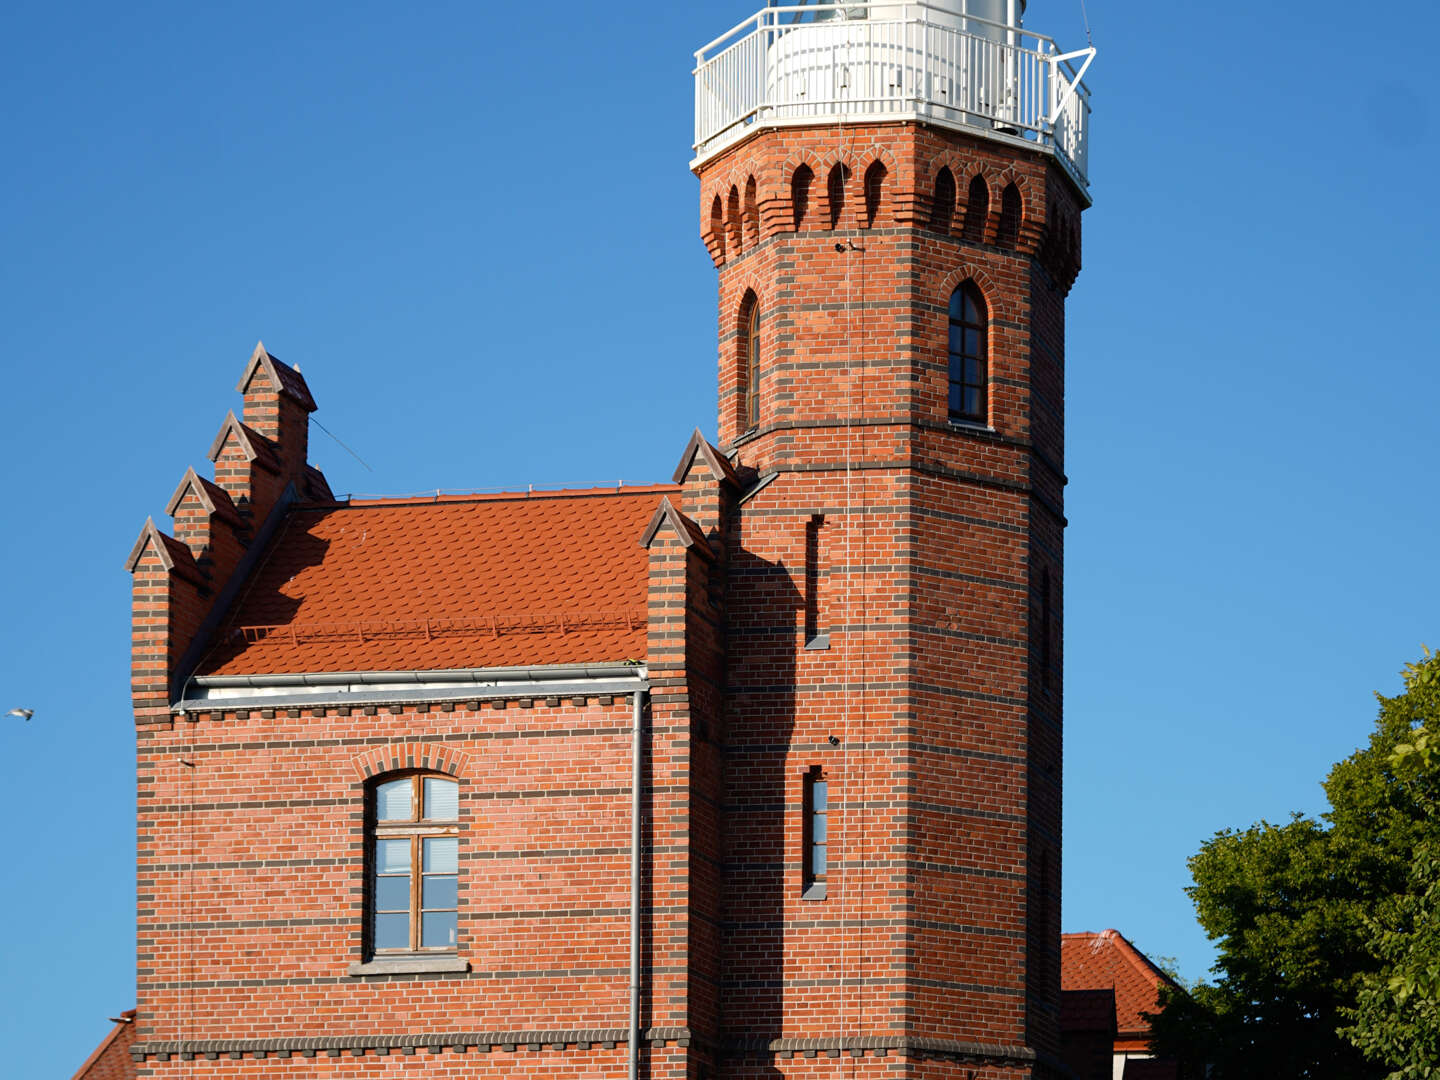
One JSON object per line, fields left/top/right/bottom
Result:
{"left": 693, "top": 2, "right": 1094, "bottom": 191}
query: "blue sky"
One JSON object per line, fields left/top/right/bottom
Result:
{"left": 3, "top": 1, "right": 1438, "bottom": 1072}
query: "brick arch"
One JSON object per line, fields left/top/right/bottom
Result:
{"left": 938, "top": 263, "right": 1012, "bottom": 324}
{"left": 743, "top": 175, "right": 760, "bottom": 248}
{"left": 995, "top": 181, "right": 1024, "bottom": 251}
{"left": 928, "top": 163, "right": 959, "bottom": 235}
{"left": 726, "top": 184, "right": 744, "bottom": 256}
{"left": 823, "top": 160, "right": 854, "bottom": 230}
{"left": 705, "top": 192, "right": 728, "bottom": 266}
{"left": 960, "top": 170, "right": 993, "bottom": 243}
{"left": 352, "top": 741, "right": 471, "bottom": 783}
{"left": 780, "top": 150, "right": 827, "bottom": 234}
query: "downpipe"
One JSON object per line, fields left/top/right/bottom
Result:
{"left": 629, "top": 689, "right": 645, "bottom": 1080}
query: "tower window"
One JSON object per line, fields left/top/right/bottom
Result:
{"left": 369, "top": 773, "right": 460, "bottom": 955}
{"left": 948, "top": 282, "right": 988, "bottom": 424}
{"left": 803, "top": 766, "right": 828, "bottom": 899}
{"left": 744, "top": 296, "right": 761, "bottom": 431}
{"left": 804, "top": 514, "right": 829, "bottom": 649}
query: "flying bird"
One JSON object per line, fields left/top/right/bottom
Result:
{"left": 7, "top": 708, "right": 33, "bottom": 721}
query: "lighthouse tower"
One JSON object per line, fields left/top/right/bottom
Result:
{"left": 693, "top": 2, "right": 1092, "bottom": 1075}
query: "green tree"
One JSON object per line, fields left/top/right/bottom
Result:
{"left": 1150, "top": 648, "right": 1440, "bottom": 1080}
{"left": 1341, "top": 651, "right": 1440, "bottom": 1078}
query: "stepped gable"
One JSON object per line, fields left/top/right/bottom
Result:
{"left": 1062, "top": 929, "right": 1179, "bottom": 1046}
{"left": 196, "top": 484, "right": 676, "bottom": 675}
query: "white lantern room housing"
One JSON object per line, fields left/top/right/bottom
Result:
{"left": 694, "top": 0, "right": 1094, "bottom": 191}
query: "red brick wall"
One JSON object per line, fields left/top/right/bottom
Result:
{"left": 699, "top": 120, "right": 1083, "bottom": 1077}
{"left": 123, "top": 115, "right": 1082, "bottom": 1080}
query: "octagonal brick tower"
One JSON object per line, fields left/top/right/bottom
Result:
{"left": 693, "top": 3, "right": 1091, "bottom": 1076}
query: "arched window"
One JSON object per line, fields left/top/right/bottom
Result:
{"left": 948, "top": 282, "right": 988, "bottom": 423}
{"left": 791, "top": 164, "right": 814, "bottom": 230}
{"left": 741, "top": 293, "right": 761, "bottom": 431}
{"left": 931, "top": 167, "right": 956, "bottom": 234}
{"left": 369, "top": 772, "right": 460, "bottom": 955}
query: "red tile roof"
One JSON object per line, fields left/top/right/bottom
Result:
{"left": 1062, "top": 929, "right": 1178, "bottom": 1041}
{"left": 71, "top": 1010, "right": 136, "bottom": 1080}
{"left": 195, "top": 485, "right": 676, "bottom": 676}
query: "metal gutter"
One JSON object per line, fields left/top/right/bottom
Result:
{"left": 174, "top": 665, "right": 649, "bottom": 713}
{"left": 190, "top": 663, "right": 644, "bottom": 689}
{"left": 173, "top": 678, "right": 649, "bottom": 714}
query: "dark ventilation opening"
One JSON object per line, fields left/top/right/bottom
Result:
{"left": 996, "top": 183, "right": 1022, "bottom": 250}
{"left": 791, "top": 164, "right": 813, "bottom": 231}
{"left": 962, "top": 174, "right": 989, "bottom": 243}
{"left": 826, "top": 163, "right": 850, "bottom": 230}
{"left": 932, "top": 167, "right": 955, "bottom": 234}
{"left": 863, "top": 160, "right": 886, "bottom": 228}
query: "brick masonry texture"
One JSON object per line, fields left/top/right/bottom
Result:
{"left": 120, "top": 115, "right": 1083, "bottom": 1080}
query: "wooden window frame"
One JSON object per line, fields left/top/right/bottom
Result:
{"left": 368, "top": 772, "right": 461, "bottom": 957}
{"left": 948, "top": 282, "right": 988, "bottom": 425}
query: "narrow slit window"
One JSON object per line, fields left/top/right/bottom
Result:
{"left": 948, "top": 282, "right": 988, "bottom": 424}
{"left": 804, "top": 515, "right": 829, "bottom": 648}
{"left": 803, "top": 767, "right": 828, "bottom": 898}
{"left": 744, "top": 296, "right": 761, "bottom": 431}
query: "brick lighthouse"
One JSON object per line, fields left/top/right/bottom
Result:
{"left": 692, "top": 1, "right": 1091, "bottom": 1074}
{"left": 104, "top": 3, "right": 1092, "bottom": 1078}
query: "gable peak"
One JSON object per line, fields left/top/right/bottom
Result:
{"left": 236, "top": 341, "right": 316, "bottom": 413}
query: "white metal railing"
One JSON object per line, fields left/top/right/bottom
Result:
{"left": 693, "top": 3, "right": 1094, "bottom": 189}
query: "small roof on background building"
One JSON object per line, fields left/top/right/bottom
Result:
{"left": 1061, "top": 929, "right": 1179, "bottom": 1044}
{"left": 195, "top": 485, "right": 676, "bottom": 676}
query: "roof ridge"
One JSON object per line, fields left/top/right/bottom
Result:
{"left": 1102, "top": 928, "right": 1179, "bottom": 990}
{"left": 343, "top": 483, "right": 679, "bottom": 508}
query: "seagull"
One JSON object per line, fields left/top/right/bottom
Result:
{"left": 7, "top": 708, "right": 33, "bottom": 721}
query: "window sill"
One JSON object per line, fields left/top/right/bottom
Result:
{"left": 947, "top": 418, "right": 996, "bottom": 434}
{"left": 802, "top": 882, "right": 827, "bottom": 901}
{"left": 804, "top": 635, "right": 831, "bottom": 651}
{"left": 348, "top": 955, "right": 469, "bottom": 977}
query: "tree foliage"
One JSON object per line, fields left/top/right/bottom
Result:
{"left": 1150, "top": 648, "right": 1440, "bottom": 1079}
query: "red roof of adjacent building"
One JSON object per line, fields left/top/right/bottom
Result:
{"left": 1061, "top": 929, "right": 1178, "bottom": 1042}
{"left": 71, "top": 1010, "right": 136, "bottom": 1080}
{"left": 195, "top": 485, "right": 676, "bottom": 676}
